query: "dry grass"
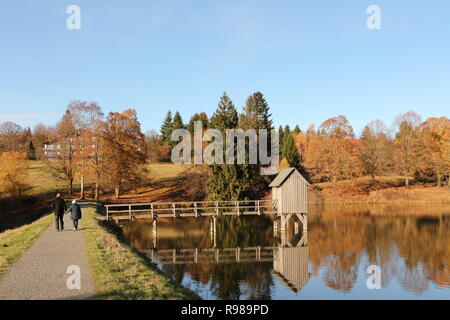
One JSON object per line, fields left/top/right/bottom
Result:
{"left": 310, "top": 175, "right": 450, "bottom": 204}
{"left": 147, "top": 163, "right": 188, "bottom": 181}
{"left": 83, "top": 203, "right": 199, "bottom": 300}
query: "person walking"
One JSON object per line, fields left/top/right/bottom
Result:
{"left": 67, "top": 200, "right": 82, "bottom": 231}
{"left": 52, "top": 193, "right": 67, "bottom": 231}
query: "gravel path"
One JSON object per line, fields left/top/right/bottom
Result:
{"left": 0, "top": 211, "right": 96, "bottom": 300}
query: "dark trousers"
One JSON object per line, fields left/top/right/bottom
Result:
{"left": 55, "top": 214, "right": 64, "bottom": 230}
{"left": 72, "top": 219, "right": 79, "bottom": 230}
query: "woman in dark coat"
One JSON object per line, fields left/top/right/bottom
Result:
{"left": 67, "top": 200, "right": 82, "bottom": 231}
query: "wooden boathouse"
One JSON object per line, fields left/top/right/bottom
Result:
{"left": 270, "top": 167, "right": 309, "bottom": 231}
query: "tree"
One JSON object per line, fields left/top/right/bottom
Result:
{"left": 239, "top": 92, "right": 272, "bottom": 130}
{"left": 172, "top": 111, "right": 185, "bottom": 130}
{"left": 283, "top": 130, "right": 301, "bottom": 169}
{"left": 416, "top": 117, "right": 450, "bottom": 186}
{"left": 44, "top": 110, "right": 79, "bottom": 195}
{"left": 145, "top": 130, "right": 170, "bottom": 163}
{"left": 0, "top": 152, "right": 29, "bottom": 199}
{"left": 319, "top": 115, "right": 355, "bottom": 139}
{"left": 160, "top": 111, "right": 173, "bottom": 142}
{"left": 293, "top": 125, "right": 301, "bottom": 135}
{"left": 393, "top": 111, "right": 422, "bottom": 187}
{"left": 0, "top": 121, "right": 23, "bottom": 153}
{"left": 359, "top": 120, "right": 391, "bottom": 183}
{"left": 32, "top": 123, "right": 55, "bottom": 160}
{"left": 298, "top": 117, "right": 360, "bottom": 187}
{"left": 238, "top": 91, "right": 274, "bottom": 198}
{"left": 67, "top": 100, "right": 104, "bottom": 199}
{"left": 207, "top": 92, "right": 244, "bottom": 201}
{"left": 103, "top": 109, "right": 148, "bottom": 199}
{"left": 187, "top": 112, "right": 209, "bottom": 135}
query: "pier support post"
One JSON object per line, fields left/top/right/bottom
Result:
{"left": 273, "top": 220, "right": 278, "bottom": 236}
{"left": 153, "top": 219, "right": 157, "bottom": 236}
{"left": 294, "top": 222, "right": 299, "bottom": 235}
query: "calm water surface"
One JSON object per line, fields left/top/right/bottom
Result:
{"left": 121, "top": 205, "right": 450, "bottom": 300}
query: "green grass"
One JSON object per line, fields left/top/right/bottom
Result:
{"left": 83, "top": 203, "right": 200, "bottom": 300}
{"left": 0, "top": 213, "right": 53, "bottom": 277}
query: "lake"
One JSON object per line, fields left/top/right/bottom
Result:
{"left": 120, "top": 204, "right": 450, "bottom": 300}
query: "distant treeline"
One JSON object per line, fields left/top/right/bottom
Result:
{"left": 1, "top": 94, "right": 449, "bottom": 203}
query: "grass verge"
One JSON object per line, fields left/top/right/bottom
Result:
{"left": 83, "top": 203, "right": 200, "bottom": 300}
{"left": 0, "top": 213, "right": 53, "bottom": 277}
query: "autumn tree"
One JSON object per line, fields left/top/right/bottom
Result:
{"left": 0, "top": 152, "right": 29, "bottom": 199}
{"left": 32, "top": 123, "right": 55, "bottom": 159}
{"left": 393, "top": 111, "right": 422, "bottom": 187}
{"left": 145, "top": 130, "right": 170, "bottom": 163}
{"left": 67, "top": 100, "right": 104, "bottom": 199}
{"left": 44, "top": 110, "right": 79, "bottom": 195}
{"left": 359, "top": 120, "right": 391, "bottom": 183}
{"left": 298, "top": 117, "right": 360, "bottom": 186}
{"left": 103, "top": 109, "right": 148, "bottom": 199}
{"left": 416, "top": 117, "right": 450, "bottom": 186}
{"left": 0, "top": 121, "right": 24, "bottom": 153}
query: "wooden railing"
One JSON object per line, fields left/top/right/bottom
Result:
{"left": 105, "top": 199, "right": 278, "bottom": 220}
{"left": 141, "top": 246, "right": 278, "bottom": 264}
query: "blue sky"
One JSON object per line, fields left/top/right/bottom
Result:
{"left": 0, "top": 0, "right": 449, "bottom": 135}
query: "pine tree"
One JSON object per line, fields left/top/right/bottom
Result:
{"left": 172, "top": 111, "right": 185, "bottom": 130}
{"left": 27, "top": 140, "right": 36, "bottom": 160}
{"left": 281, "top": 125, "right": 291, "bottom": 158}
{"left": 207, "top": 92, "right": 243, "bottom": 201}
{"left": 239, "top": 92, "right": 272, "bottom": 130}
{"left": 294, "top": 125, "right": 301, "bottom": 134}
{"left": 187, "top": 112, "right": 209, "bottom": 135}
{"left": 210, "top": 92, "right": 238, "bottom": 132}
{"left": 283, "top": 131, "right": 301, "bottom": 170}
{"left": 160, "top": 111, "right": 173, "bottom": 142}
{"left": 238, "top": 92, "right": 274, "bottom": 198}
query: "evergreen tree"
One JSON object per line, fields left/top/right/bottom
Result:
{"left": 294, "top": 125, "right": 301, "bottom": 134}
{"left": 281, "top": 125, "right": 291, "bottom": 158}
{"left": 27, "top": 140, "right": 36, "bottom": 160}
{"left": 238, "top": 92, "right": 274, "bottom": 198}
{"left": 187, "top": 112, "right": 209, "bottom": 135}
{"left": 172, "top": 111, "right": 185, "bottom": 131}
{"left": 210, "top": 92, "right": 238, "bottom": 132}
{"left": 160, "top": 111, "right": 173, "bottom": 142}
{"left": 278, "top": 126, "right": 284, "bottom": 140}
{"left": 283, "top": 131, "right": 301, "bottom": 170}
{"left": 239, "top": 92, "right": 273, "bottom": 130}
{"left": 207, "top": 92, "right": 243, "bottom": 201}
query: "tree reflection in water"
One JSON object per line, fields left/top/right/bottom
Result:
{"left": 120, "top": 204, "right": 450, "bottom": 299}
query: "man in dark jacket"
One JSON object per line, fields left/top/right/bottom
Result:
{"left": 52, "top": 193, "right": 67, "bottom": 231}
{"left": 67, "top": 200, "right": 82, "bottom": 231}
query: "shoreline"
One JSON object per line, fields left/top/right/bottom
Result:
{"left": 83, "top": 202, "right": 200, "bottom": 300}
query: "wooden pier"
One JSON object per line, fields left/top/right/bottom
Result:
{"left": 105, "top": 199, "right": 278, "bottom": 220}
{"left": 104, "top": 168, "right": 309, "bottom": 233}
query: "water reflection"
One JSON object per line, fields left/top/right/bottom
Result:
{"left": 120, "top": 204, "right": 450, "bottom": 300}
